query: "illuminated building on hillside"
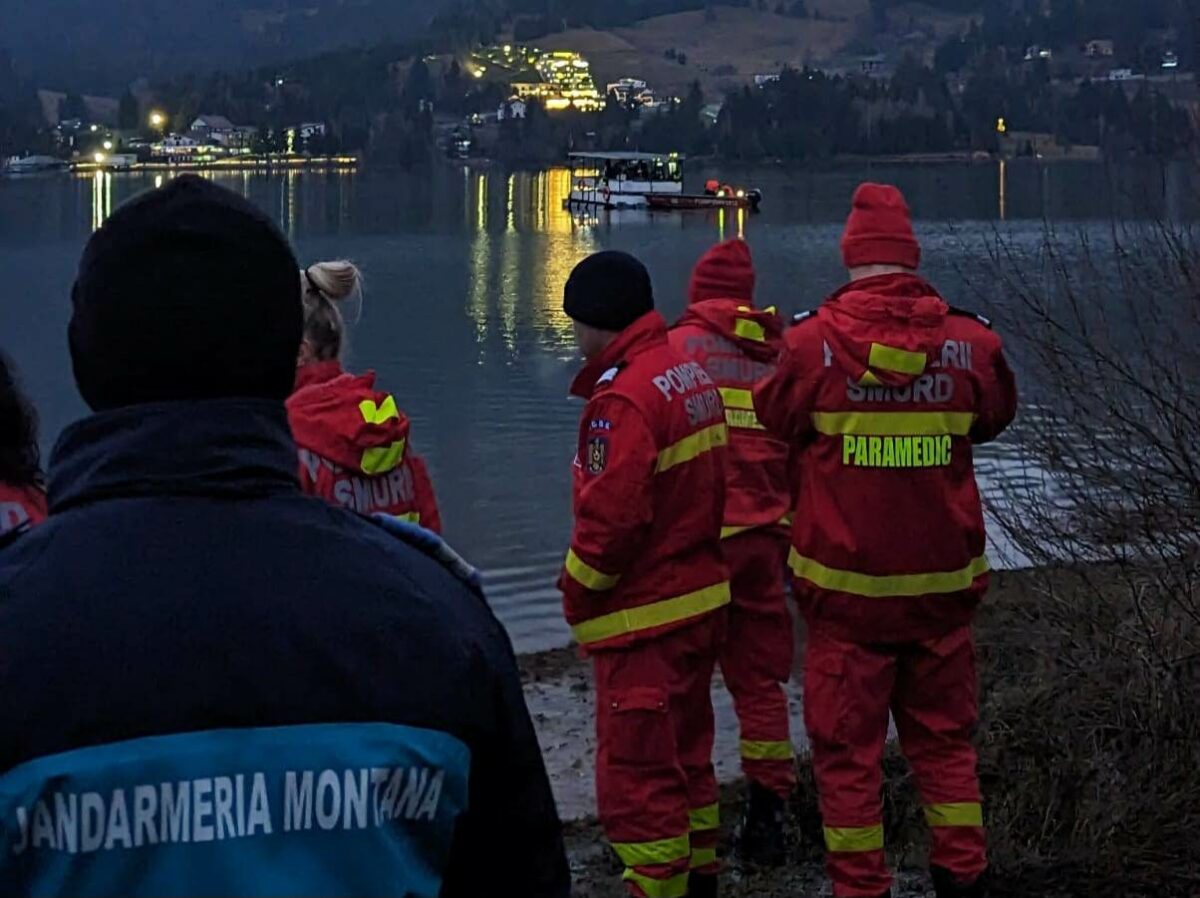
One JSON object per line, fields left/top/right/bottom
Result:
{"left": 474, "top": 45, "right": 605, "bottom": 113}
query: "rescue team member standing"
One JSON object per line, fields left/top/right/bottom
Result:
{"left": 560, "top": 251, "right": 731, "bottom": 898}
{"left": 754, "top": 184, "right": 1018, "bottom": 898}
{"left": 0, "top": 177, "right": 569, "bottom": 897}
{"left": 669, "top": 239, "right": 795, "bottom": 865}
{"left": 0, "top": 354, "right": 46, "bottom": 536}
{"left": 287, "top": 259, "right": 441, "bottom": 531}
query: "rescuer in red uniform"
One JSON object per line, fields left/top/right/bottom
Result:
{"left": 0, "top": 354, "right": 46, "bottom": 538}
{"left": 287, "top": 261, "right": 441, "bottom": 531}
{"left": 754, "top": 184, "right": 1018, "bottom": 898}
{"left": 560, "top": 251, "right": 731, "bottom": 898}
{"left": 669, "top": 239, "right": 796, "bottom": 865}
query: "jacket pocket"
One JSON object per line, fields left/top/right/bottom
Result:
{"left": 604, "top": 686, "right": 673, "bottom": 767}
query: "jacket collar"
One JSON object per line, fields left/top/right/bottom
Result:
{"left": 570, "top": 311, "right": 668, "bottom": 399}
{"left": 48, "top": 399, "right": 301, "bottom": 513}
{"left": 826, "top": 272, "right": 943, "bottom": 304}
{"left": 294, "top": 360, "right": 344, "bottom": 392}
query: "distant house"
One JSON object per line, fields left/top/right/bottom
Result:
{"left": 295, "top": 122, "right": 327, "bottom": 140}
{"left": 700, "top": 103, "right": 723, "bottom": 126}
{"left": 1085, "top": 39, "right": 1115, "bottom": 58}
{"left": 754, "top": 73, "right": 782, "bottom": 87}
{"left": 497, "top": 98, "right": 528, "bottom": 121}
{"left": 189, "top": 115, "right": 235, "bottom": 139}
{"left": 1108, "top": 68, "right": 1142, "bottom": 82}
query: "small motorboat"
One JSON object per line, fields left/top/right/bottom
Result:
{"left": 646, "top": 179, "right": 762, "bottom": 211}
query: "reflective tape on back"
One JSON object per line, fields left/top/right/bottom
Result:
{"left": 655, "top": 424, "right": 728, "bottom": 474}
{"left": 868, "top": 343, "right": 926, "bottom": 375}
{"left": 789, "top": 549, "right": 990, "bottom": 598}
{"left": 811, "top": 411, "right": 975, "bottom": 436}
{"left": 359, "top": 395, "right": 400, "bottom": 425}
{"left": 571, "top": 582, "right": 731, "bottom": 645}
{"left": 360, "top": 439, "right": 407, "bottom": 475}
{"left": 733, "top": 318, "right": 767, "bottom": 342}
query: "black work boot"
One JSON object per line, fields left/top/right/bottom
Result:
{"left": 688, "top": 871, "right": 718, "bottom": 898}
{"left": 931, "top": 865, "right": 987, "bottom": 898}
{"left": 734, "top": 782, "right": 787, "bottom": 866}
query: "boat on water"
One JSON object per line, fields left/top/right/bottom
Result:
{"left": 2, "top": 155, "right": 67, "bottom": 175}
{"left": 565, "top": 151, "right": 761, "bottom": 211}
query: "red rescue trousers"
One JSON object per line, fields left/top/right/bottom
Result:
{"left": 804, "top": 626, "right": 987, "bottom": 897}
{"left": 721, "top": 529, "right": 795, "bottom": 798}
{"left": 593, "top": 614, "right": 724, "bottom": 897}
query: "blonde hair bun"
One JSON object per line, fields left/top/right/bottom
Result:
{"left": 304, "top": 260, "right": 362, "bottom": 302}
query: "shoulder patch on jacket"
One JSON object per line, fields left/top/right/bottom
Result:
{"left": 948, "top": 306, "right": 993, "bottom": 329}
{"left": 369, "top": 514, "right": 485, "bottom": 598}
{"left": 791, "top": 309, "right": 817, "bottom": 327}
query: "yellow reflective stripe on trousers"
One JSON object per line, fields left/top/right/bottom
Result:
{"left": 612, "top": 834, "right": 690, "bottom": 868}
{"left": 789, "top": 549, "right": 990, "bottom": 598}
{"left": 811, "top": 411, "right": 976, "bottom": 436}
{"left": 655, "top": 423, "right": 729, "bottom": 474}
{"left": 393, "top": 512, "right": 420, "bottom": 524}
{"left": 733, "top": 318, "right": 766, "bottom": 341}
{"left": 689, "top": 802, "right": 720, "bottom": 832}
{"left": 721, "top": 514, "right": 791, "bottom": 540}
{"left": 868, "top": 343, "right": 926, "bottom": 375}
{"left": 360, "top": 439, "right": 407, "bottom": 475}
{"left": 572, "top": 582, "right": 731, "bottom": 645}
{"left": 690, "top": 847, "right": 718, "bottom": 869}
{"left": 740, "top": 739, "right": 794, "bottom": 761}
{"left": 824, "top": 824, "right": 884, "bottom": 853}
{"left": 623, "top": 869, "right": 690, "bottom": 898}
{"left": 925, "top": 802, "right": 983, "bottom": 827}
{"left": 359, "top": 395, "right": 400, "bottom": 424}
{"left": 564, "top": 548, "right": 620, "bottom": 591}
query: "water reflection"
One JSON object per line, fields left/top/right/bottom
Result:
{"left": 998, "top": 159, "right": 1007, "bottom": 221}
{"left": 90, "top": 171, "right": 113, "bottom": 231}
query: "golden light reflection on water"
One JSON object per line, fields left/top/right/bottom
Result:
{"left": 90, "top": 171, "right": 113, "bottom": 231}
{"left": 466, "top": 168, "right": 595, "bottom": 360}
{"left": 998, "top": 159, "right": 1007, "bottom": 221}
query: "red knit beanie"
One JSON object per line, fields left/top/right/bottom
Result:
{"left": 840, "top": 183, "right": 921, "bottom": 270}
{"left": 688, "top": 239, "right": 755, "bottom": 305}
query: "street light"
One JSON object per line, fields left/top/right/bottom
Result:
{"left": 102, "top": 140, "right": 113, "bottom": 150}
{"left": 149, "top": 111, "right": 166, "bottom": 130}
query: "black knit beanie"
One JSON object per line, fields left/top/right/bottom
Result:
{"left": 563, "top": 250, "right": 654, "bottom": 332}
{"left": 69, "top": 175, "right": 302, "bottom": 411}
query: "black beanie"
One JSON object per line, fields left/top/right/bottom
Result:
{"left": 69, "top": 175, "right": 302, "bottom": 411}
{"left": 563, "top": 250, "right": 654, "bottom": 332}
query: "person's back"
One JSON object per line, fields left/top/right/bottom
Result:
{"left": 669, "top": 239, "right": 797, "bottom": 865}
{"left": 0, "top": 176, "right": 567, "bottom": 898}
{"left": 288, "top": 262, "right": 441, "bottom": 532}
{"left": 0, "top": 353, "right": 46, "bottom": 537}
{"left": 754, "top": 183, "right": 1017, "bottom": 898}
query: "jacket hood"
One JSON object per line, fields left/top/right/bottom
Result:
{"left": 820, "top": 273, "right": 948, "bottom": 387}
{"left": 287, "top": 367, "right": 412, "bottom": 474}
{"left": 676, "top": 299, "right": 784, "bottom": 363}
{"left": 49, "top": 399, "right": 299, "bottom": 512}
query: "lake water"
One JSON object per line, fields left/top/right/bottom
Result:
{"left": 2, "top": 160, "right": 1196, "bottom": 651}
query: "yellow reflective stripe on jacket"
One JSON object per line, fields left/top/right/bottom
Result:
{"left": 811, "top": 411, "right": 975, "bottom": 436}
{"left": 789, "top": 549, "right": 990, "bottom": 598}
{"left": 360, "top": 439, "right": 407, "bottom": 475}
{"left": 824, "top": 824, "right": 884, "bottom": 853}
{"left": 859, "top": 370, "right": 884, "bottom": 386}
{"left": 612, "top": 834, "right": 690, "bottom": 868}
{"left": 564, "top": 548, "right": 620, "bottom": 591}
{"left": 622, "top": 869, "right": 690, "bottom": 898}
{"left": 868, "top": 342, "right": 926, "bottom": 375}
{"left": 719, "top": 387, "right": 764, "bottom": 430}
{"left": 721, "top": 514, "right": 791, "bottom": 540}
{"left": 925, "top": 802, "right": 983, "bottom": 827}
{"left": 690, "top": 846, "right": 718, "bottom": 869}
{"left": 359, "top": 395, "right": 400, "bottom": 425}
{"left": 572, "top": 582, "right": 731, "bottom": 645}
{"left": 733, "top": 318, "right": 766, "bottom": 341}
{"left": 393, "top": 512, "right": 420, "bottom": 524}
{"left": 740, "top": 739, "right": 794, "bottom": 761}
{"left": 689, "top": 802, "right": 720, "bottom": 832}
{"left": 655, "top": 423, "right": 728, "bottom": 474}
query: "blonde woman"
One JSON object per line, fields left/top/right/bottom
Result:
{"left": 287, "top": 261, "right": 441, "bottom": 532}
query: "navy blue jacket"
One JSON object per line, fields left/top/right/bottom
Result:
{"left": 0, "top": 400, "right": 569, "bottom": 898}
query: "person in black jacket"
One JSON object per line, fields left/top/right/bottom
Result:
{"left": 0, "top": 176, "right": 569, "bottom": 898}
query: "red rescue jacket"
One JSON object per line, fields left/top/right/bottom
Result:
{"left": 0, "top": 482, "right": 46, "bottom": 536}
{"left": 560, "top": 311, "right": 731, "bottom": 651}
{"left": 287, "top": 361, "right": 442, "bottom": 533}
{"left": 671, "top": 298, "right": 791, "bottom": 537}
{"left": 754, "top": 273, "right": 1018, "bottom": 643}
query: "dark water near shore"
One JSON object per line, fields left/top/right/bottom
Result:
{"left": 1, "top": 160, "right": 1196, "bottom": 651}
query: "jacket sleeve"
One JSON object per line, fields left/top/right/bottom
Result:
{"left": 754, "top": 340, "right": 820, "bottom": 445}
{"left": 970, "top": 331, "right": 1018, "bottom": 445}
{"left": 559, "top": 395, "right": 656, "bottom": 604}
{"left": 409, "top": 454, "right": 443, "bottom": 535}
{"left": 441, "top": 614, "right": 570, "bottom": 897}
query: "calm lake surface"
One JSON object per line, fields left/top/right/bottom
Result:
{"left": 2, "top": 160, "right": 1196, "bottom": 651}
